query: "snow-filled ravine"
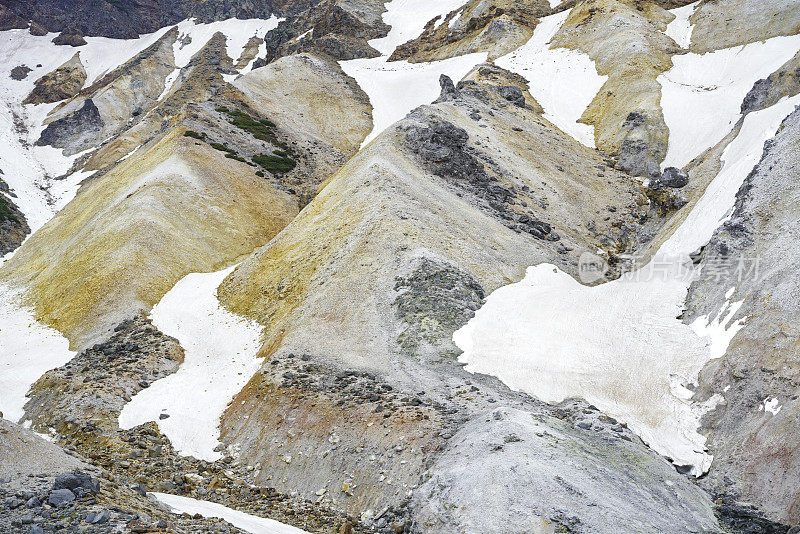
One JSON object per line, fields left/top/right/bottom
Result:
{"left": 340, "top": 0, "right": 487, "bottom": 147}
{"left": 660, "top": 32, "right": 800, "bottom": 168}
{"left": 0, "top": 284, "right": 75, "bottom": 423}
{"left": 152, "top": 493, "right": 311, "bottom": 534}
{"left": 494, "top": 10, "right": 607, "bottom": 148}
{"left": 454, "top": 91, "right": 800, "bottom": 474}
{"left": 664, "top": 1, "right": 698, "bottom": 50}
{"left": 119, "top": 266, "right": 263, "bottom": 461}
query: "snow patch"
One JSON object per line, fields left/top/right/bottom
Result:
{"left": 448, "top": 10, "right": 463, "bottom": 30}
{"left": 341, "top": 54, "right": 486, "bottom": 147}
{"left": 0, "top": 284, "right": 75, "bottom": 423}
{"left": 665, "top": 1, "right": 698, "bottom": 49}
{"left": 119, "top": 265, "right": 263, "bottom": 461}
{"left": 689, "top": 294, "right": 745, "bottom": 360}
{"left": 340, "top": 0, "right": 485, "bottom": 147}
{"left": 173, "top": 17, "right": 281, "bottom": 69}
{"left": 369, "top": 0, "right": 467, "bottom": 56}
{"left": 659, "top": 33, "right": 800, "bottom": 168}
{"left": 79, "top": 29, "right": 173, "bottom": 85}
{"left": 761, "top": 398, "right": 782, "bottom": 416}
{"left": 0, "top": 33, "right": 90, "bottom": 234}
{"left": 495, "top": 11, "right": 606, "bottom": 147}
{"left": 152, "top": 493, "right": 311, "bottom": 534}
{"left": 454, "top": 94, "right": 800, "bottom": 474}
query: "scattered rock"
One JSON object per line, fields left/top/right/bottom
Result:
{"left": 86, "top": 509, "right": 110, "bottom": 524}
{"left": 10, "top": 65, "right": 31, "bottom": 80}
{"left": 52, "top": 32, "right": 87, "bottom": 46}
{"left": 53, "top": 470, "right": 100, "bottom": 497}
{"left": 656, "top": 167, "right": 689, "bottom": 189}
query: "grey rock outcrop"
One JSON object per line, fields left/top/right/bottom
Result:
{"left": 685, "top": 106, "right": 800, "bottom": 525}
{"left": 741, "top": 51, "right": 800, "bottom": 115}
{"left": 414, "top": 407, "right": 721, "bottom": 534}
{"left": 36, "top": 98, "right": 104, "bottom": 150}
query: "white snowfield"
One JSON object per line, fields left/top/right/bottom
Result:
{"left": 659, "top": 32, "right": 800, "bottom": 168}
{"left": 495, "top": 11, "right": 607, "bottom": 148}
{"left": 0, "top": 284, "right": 75, "bottom": 423}
{"left": 152, "top": 493, "right": 311, "bottom": 534}
{"left": 119, "top": 266, "right": 264, "bottom": 461}
{"left": 340, "top": 0, "right": 487, "bottom": 147}
{"left": 455, "top": 78, "right": 800, "bottom": 474}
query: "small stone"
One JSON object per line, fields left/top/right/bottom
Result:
{"left": 87, "top": 509, "right": 110, "bottom": 524}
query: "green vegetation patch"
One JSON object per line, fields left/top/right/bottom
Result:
{"left": 210, "top": 142, "right": 237, "bottom": 155}
{"left": 183, "top": 130, "right": 206, "bottom": 140}
{"left": 225, "top": 153, "right": 247, "bottom": 163}
{"left": 252, "top": 153, "right": 297, "bottom": 174}
{"left": 218, "top": 107, "right": 279, "bottom": 143}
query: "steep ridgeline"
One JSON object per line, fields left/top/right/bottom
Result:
{"left": 210, "top": 72, "right": 710, "bottom": 533}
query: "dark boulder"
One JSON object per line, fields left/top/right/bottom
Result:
{"left": 657, "top": 167, "right": 689, "bottom": 188}
{"left": 10, "top": 65, "right": 31, "bottom": 81}
{"left": 497, "top": 85, "right": 526, "bottom": 108}
{"left": 53, "top": 470, "right": 100, "bottom": 497}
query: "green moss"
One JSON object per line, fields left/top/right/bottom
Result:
{"left": 255, "top": 170, "right": 265, "bottom": 177}
{"left": 210, "top": 142, "right": 237, "bottom": 155}
{"left": 272, "top": 149, "right": 287, "bottom": 157}
{"left": 183, "top": 130, "right": 206, "bottom": 140}
{"left": 219, "top": 107, "right": 279, "bottom": 142}
{"left": 252, "top": 154, "right": 297, "bottom": 174}
{"left": 225, "top": 153, "right": 247, "bottom": 163}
